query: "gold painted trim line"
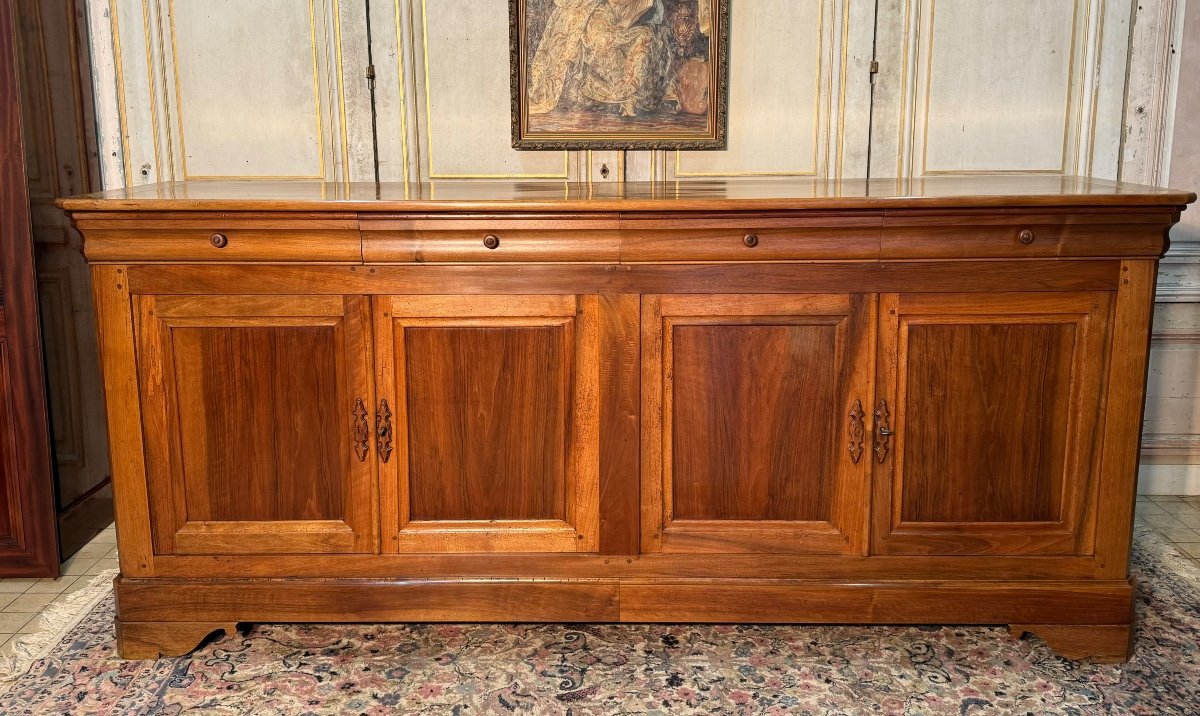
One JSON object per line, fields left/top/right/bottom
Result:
{"left": 165, "top": 0, "right": 328, "bottom": 180}
{"left": 675, "top": 0, "right": 823, "bottom": 178}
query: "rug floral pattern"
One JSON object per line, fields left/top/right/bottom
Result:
{"left": 2, "top": 528, "right": 1197, "bottom": 715}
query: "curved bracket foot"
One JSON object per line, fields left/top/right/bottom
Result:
{"left": 115, "top": 618, "right": 240, "bottom": 659}
{"left": 1008, "top": 624, "right": 1133, "bottom": 663}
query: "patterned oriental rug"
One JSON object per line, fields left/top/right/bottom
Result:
{"left": 1, "top": 527, "right": 1197, "bottom": 715}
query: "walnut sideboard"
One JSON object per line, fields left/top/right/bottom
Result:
{"left": 60, "top": 176, "right": 1194, "bottom": 662}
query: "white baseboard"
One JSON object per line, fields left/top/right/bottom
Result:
{"left": 1138, "top": 463, "right": 1200, "bottom": 495}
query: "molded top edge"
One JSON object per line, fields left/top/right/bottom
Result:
{"left": 58, "top": 176, "right": 1197, "bottom": 214}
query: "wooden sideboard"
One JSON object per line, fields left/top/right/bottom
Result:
{"left": 60, "top": 176, "right": 1195, "bottom": 662}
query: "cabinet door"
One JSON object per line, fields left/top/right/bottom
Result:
{"left": 135, "top": 295, "right": 376, "bottom": 555}
{"left": 376, "top": 295, "right": 600, "bottom": 553}
{"left": 873, "top": 292, "right": 1112, "bottom": 556}
{"left": 642, "top": 294, "right": 875, "bottom": 554}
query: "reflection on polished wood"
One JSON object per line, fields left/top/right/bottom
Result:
{"left": 60, "top": 175, "right": 1194, "bottom": 213}
{"left": 63, "top": 176, "right": 1193, "bottom": 662}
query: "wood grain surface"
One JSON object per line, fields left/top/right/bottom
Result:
{"left": 62, "top": 177, "right": 1192, "bottom": 662}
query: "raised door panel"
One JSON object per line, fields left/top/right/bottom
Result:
{"left": 134, "top": 295, "right": 376, "bottom": 555}
{"left": 377, "top": 295, "right": 600, "bottom": 553}
{"left": 643, "top": 294, "right": 875, "bottom": 554}
{"left": 873, "top": 292, "right": 1112, "bottom": 556}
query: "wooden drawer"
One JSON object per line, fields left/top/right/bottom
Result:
{"left": 619, "top": 215, "right": 881, "bottom": 261}
{"left": 83, "top": 227, "right": 362, "bottom": 263}
{"left": 880, "top": 212, "right": 1171, "bottom": 259}
{"left": 362, "top": 216, "right": 620, "bottom": 262}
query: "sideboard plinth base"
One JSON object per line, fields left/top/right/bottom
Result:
{"left": 112, "top": 575, "right": 1136, "bottom": 662}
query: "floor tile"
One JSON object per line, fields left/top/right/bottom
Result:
{"left": 69, "top": 543, "right": 114, "bottom": 560}
{"left": 0, "top": 613, "right": 36, "bottom": 633}
{"left": 63, "top": 575, "right": 100, "bottom": 595}
{"left": 24, "top": 576, "right": 80, "bottom": 594}
{"left": 1136, "top": 501, "right": 1168, "bottom": 515}
{"left": 1175, "top": 543, "right": 1200, "bottom": 559}
{"left": 0, "top": 579, "right": 37, "bottom": 593}
{"left": 3, "top": 592, "right": 57, "bottom": 613}
{"left": 1157, "top": 527, "right": 1200, "bottom": 543}
{"left": 1159, "top": 501, "right": 1200, "bottom": 515}
{"left": 1147, "top": 495, "right": 1184, "bottom": 502}
{"left": 1140, "top": 513, "right": 1185, "bottom": 529}
{"left": 1172, "top": 512, "right": 1200, "bottom": 527}
{"left": 60, "top": 557, "right": 99, "bottom": 576}
{"left": 85, "top": 559, "right": 119, "bottom": 576}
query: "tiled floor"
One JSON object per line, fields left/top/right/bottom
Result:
{"left": 0, "top": 500, "right": 1197, "bottom": 661}
{"left": 0, "top": 523, "right": 117, "bottom": 658}
{"left": 1136, "top": 495, "right": 1200, "bottom": 566}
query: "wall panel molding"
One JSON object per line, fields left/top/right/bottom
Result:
{"left": 406, "top": 0, "right": 579, "bottom": 181}
{"left": 650, "top": 0, "right": 873, "bottom": 182}
{"left": 1120, "top": 0, "right": 1185, "bottom": 186}
{"left": 91, "top": 0, "right": 374, "bottom": 185}
{"left": 873, "top": 0, "right": 1132, "bottom": 181}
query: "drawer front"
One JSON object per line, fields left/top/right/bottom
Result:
{"left": 880, "top": 213, "right": 1171, "bottom": 259}
{"left": 619, "top": 215, "right": 882, "bottom": 262}
{"left": 83, "top": 228, "right": 362, "bottom": 263}
{"left": 362, "top": 217, "right": 620, "bottom": 262}
{"left": 621, "top": 227, "right": 880, "bottom": 261}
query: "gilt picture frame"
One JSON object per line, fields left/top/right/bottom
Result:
{"left": 510, "top": 0, "right": 730, "bottom": 150}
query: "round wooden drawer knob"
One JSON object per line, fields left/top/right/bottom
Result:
{"left": 209, "top": 233, "right": 229, "bottom": 248}
{"left": 483, "top": 234, "right": 500, "bottom": 250}
{"left": 743, "top": 233, "right": 759, "bottom": 248}
{"left": 1017, "top": 229, "right": 1035, "bottom": 245}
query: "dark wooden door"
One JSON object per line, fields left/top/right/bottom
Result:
{"left": 14, "top": 0, "right": 109, "bottom": 555}
{"left": 133, "top": 295, "right": 377, "bottom": 555}
{"left": 872, "top": 292, "right": 1112, "bottom": 556}
{"left": 642, "top": 294, "right": 875, "bottom": 554}
{"left": 0, "top": 0, "right": 59, "bottom": 577}
{"left": 375, "top": 295, "right": 602, "bottom": 553}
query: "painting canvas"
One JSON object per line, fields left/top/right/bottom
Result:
{"left": 510, "top": 0, "right": 729, "bottom": 149}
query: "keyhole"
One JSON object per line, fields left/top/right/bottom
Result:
{"left": 600, "top": 163, "right": 610, "bottom": 179}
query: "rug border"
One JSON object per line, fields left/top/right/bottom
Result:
{"left": 0, "top": 569, "right": 119, "bottom": 692}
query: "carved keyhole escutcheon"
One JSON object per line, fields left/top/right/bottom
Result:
{"left": 848, "top": 400, "right": 865, "bottom": 463}
{"left": 873, "top": 399, "right": 893, "bottom": 463}
{"left": 376, "top": 399, "right": 394, "bottom": 463}
{"left": 352, "top": 398, "right": 369, "bottom": 462}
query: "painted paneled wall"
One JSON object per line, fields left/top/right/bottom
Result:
{"left": 1139, "top": 0, "right": 1200, "bottom": 493}
{"left": 85, "top": 0, "right": 1199, "bottom": 492}
{"left": 95, "top": 0, "right": 377, "bottom": 184}
{"left": 872, "top": 0, "right": 1132, "bottom": 180}
{"left": 92, "top": 0, "right": 878, "bottom": 185}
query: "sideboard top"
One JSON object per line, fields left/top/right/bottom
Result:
{"left": 59, "top": 175, "right": 1195, "bottom": 214}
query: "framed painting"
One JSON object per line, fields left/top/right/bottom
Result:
{"left": 510, "top": 0, "right": 730, "bottom": 150}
